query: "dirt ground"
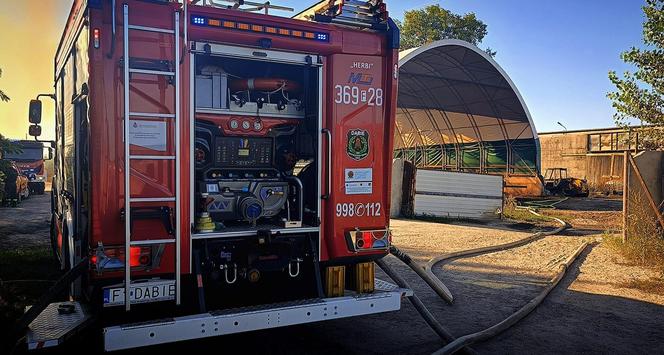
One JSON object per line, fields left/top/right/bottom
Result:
{"left": 540, "top": 196, "right": 624, "bottom": 232}
{"left": 0, "top": 193, "right": 51, "bottom": 250}
{"left": 386, "top": 214, "right": 664, "bottom": 354}
{"left": 555, "top": 196, "right": 623, "bottom": 212}
{"left": 2, "top": 195, "right": 664, "bottom": 354}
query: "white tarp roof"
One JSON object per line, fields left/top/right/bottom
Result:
{"left": 395, "top": 39, "right": 538, "bottom": 150}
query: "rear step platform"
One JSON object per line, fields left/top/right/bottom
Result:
{"left": 25, "top": 279, "right": 410, "bottom": 351}
{"left": 104, "top": 278, "right": 411, "bottom": 351}
{"left": 26, "top": 301, "right": 92, "bottom": 350}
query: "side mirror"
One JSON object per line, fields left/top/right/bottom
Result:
{"left": 46, "top": 147, "right": 54, "bottom": 160}
{"left": 29, "top": 125, "right": 42, "bottom": 137}
{"left": 29, "top": 99, "right": 42, "bottom": 124}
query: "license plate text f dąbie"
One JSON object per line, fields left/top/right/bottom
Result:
{"left": 103, "top": 279, "right": 175, "bottom": 307}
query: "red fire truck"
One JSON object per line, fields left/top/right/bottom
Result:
{"left": 4, "top": 140, "right": 51, "bottom": 195}
{"left": 23, "top": 0, "right": 405, "bottom": 351}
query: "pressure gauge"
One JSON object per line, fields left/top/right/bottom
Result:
{"left": 242, "top": 120, "right": 251, "bottom": 130}
{"left": 229, "top": 120, "right": 239, "bottom": 130}
{"left": 253, "top": 121, "right": 263, "bottom": 131}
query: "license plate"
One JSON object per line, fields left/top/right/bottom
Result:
{"left": 103, "top": 279, "right": 175, "bottom": 307}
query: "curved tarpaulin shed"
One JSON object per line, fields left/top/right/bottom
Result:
{"left": 395, "top": 39, "right": 540, "bottom": 177}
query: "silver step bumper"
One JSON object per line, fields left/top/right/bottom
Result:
{"left": 104, "top": 280, "right": 411, "bottom": 351}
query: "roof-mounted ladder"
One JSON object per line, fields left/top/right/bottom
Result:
{"left": 191, "top": 0, "right": 294, "bottom": 15}
{"left": 122, "top": 4, "right": 181, "bottom": 311}
{"left": 294, "top": 0, "right": 388, "bottom": 30}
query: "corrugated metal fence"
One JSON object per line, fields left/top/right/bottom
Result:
{"left": 413, "top": 169, "right": 503, "bottom": 220}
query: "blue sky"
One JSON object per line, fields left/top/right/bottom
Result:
{"left": 421, "top": 0, "right": 646, "bottom": 133}
{"left": 290, "top": 0, "right": 646, "bottom": 132}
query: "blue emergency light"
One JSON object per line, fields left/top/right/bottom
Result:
{"left": 189, "top": 15, "right": 329, "bottom": 42}
{"left": 192, "top": 16, "right": 206, "bottom": 25}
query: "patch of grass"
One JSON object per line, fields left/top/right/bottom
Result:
{"left": 605, "top": 233, "right": 664, "bottom": 293}
{"left": 605, "top": 232, "right": 664, "bottom": 276}
{"left": 0, "top": 247, "right": 59, "bottom": 280}
{"left": 0, "top": 247, "right": 60, "bottom": 343}
{"left": 604, "top": 189, "right": 664, "bottom": 277}
{"left": 502, "top": 197, "right": 561, "bottom": 224}
{"left": 604, "top": 231, "right": 622, "bottom": 245}
{"left": 503, "top": 207, "right": 549, "bottom": 223}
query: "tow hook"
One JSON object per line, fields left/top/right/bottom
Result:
{"left": 288, "top": 258, "right": 303, "bottom": 278}
{"left": 220, "top": 263, "right": 237, "bottom": 284}
{"left": 57, "top": 303, "right": 76, "bottom": 315}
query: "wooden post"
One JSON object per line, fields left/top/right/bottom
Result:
{"left": 622, "top": 151, "right": 629, "bottom": 243}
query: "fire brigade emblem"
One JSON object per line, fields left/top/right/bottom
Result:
{"left": 346, "top": 129, "right": 369, "bottom": 161}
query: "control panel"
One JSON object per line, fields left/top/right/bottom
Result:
{"left": 214, "top": 137, "right": 273, "bottom": 168}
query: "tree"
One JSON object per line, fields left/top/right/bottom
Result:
{"left": 0, "top": 134, "right": 20, "bottom": 200}
{"left": 0, "top": 68, "right": 9, "bottom": 102}
{"left": 0, "top": 134, "right": 20, "bottom": 158}
{"left": 0, "top": 70, "right": 12, "bottom": 200}
{"left": 396, "top": 4, "right": 495, "bottom": 56}
{"left": 608, "top": 0, "right": 664, "bottom": 148}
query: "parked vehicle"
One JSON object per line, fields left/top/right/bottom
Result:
{"left": 23, "top": 0, "right": 405, "bottom": 351}
{"left": 3, "top": 140, "right": 51, "bottom": 195}
{"left": 0, "top": 159, "right": 30, "bottom": 206}
{"left": 543, "top": 167, "right": 590, "bottom": 197}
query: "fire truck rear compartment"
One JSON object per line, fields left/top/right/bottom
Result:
{"left": 22, "top": 0, "right": 406, "bottom": 351}
{"left": 190, "top": 51, "right": 322, "bottom": 303}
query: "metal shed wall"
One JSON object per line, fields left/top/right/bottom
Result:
{"left": 414, "top": 169, "right": 503, "bottom": 219}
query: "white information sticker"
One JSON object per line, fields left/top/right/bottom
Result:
{"left": 129, "top": 120, "right": 167, "bottom": 152}
{"left": 345, "top": 182, "right": 373, "bottom": 195}
{"left": 345, "top": 168, "right": 373, "bottom": 182}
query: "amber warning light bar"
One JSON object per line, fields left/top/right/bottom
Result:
{"left": 191, "top": 15, "right": 330, "bottom": 42}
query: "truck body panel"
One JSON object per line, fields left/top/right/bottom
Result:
{"left": 36, "top": 0, "right": 402, "bottom": 350}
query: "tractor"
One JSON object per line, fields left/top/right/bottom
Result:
{"left": 543, "top": 168, "right": 589, "bottom": 197}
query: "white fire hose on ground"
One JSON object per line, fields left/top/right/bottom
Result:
{"left": 432, "top": 241, "right": 589, "bottom": 355}
{"left": 380, "top": 203, "right": 590, "bottom": 354}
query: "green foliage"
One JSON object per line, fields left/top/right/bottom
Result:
{"left": 0, "top": 134, "right": 20, "bottom": 200}
{"left": 0, "top": 68, "right": 9, "bottom": 102}
{"left": 502, "top": 197, "right": 550, "bottom": 223}
{"left": 608, "top": 0, "right": 664, "bottom": 147}
{"left": 502, "top": 197, "right": 573, "bottom": 226}
{"left": 0, "top": 134, "right": 19, "bottom": 157}
{"left": 396, "top": 4, "right": 495, "bottom": 56}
